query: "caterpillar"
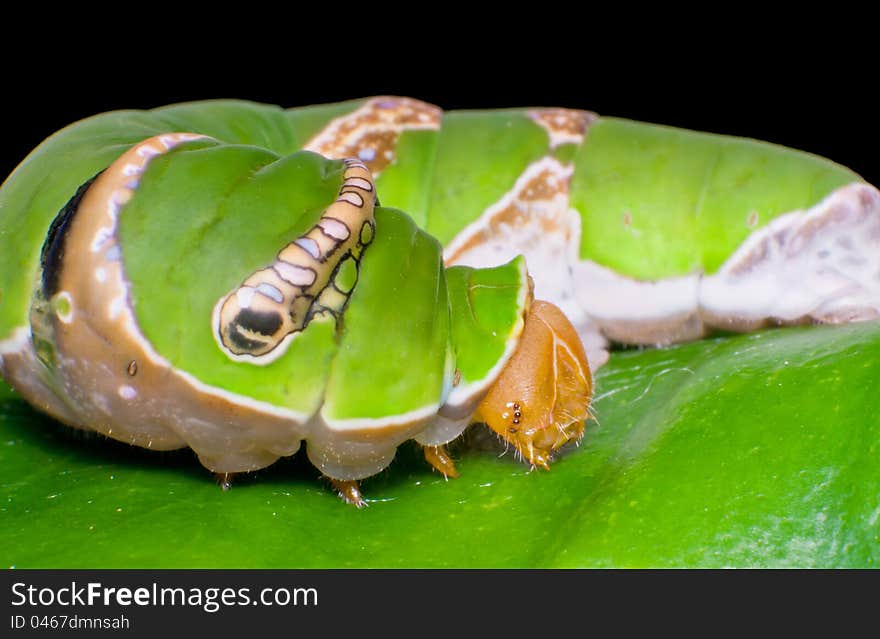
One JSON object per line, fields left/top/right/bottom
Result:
{"left": 1, "top": 96, "right": 877, "bottom": 506}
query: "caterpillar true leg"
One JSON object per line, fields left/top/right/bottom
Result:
{"left": 327, "top": 478, "right": 366, "bottom": 508}
{"left": 214, "top": 472, "right": 236, "bottom": 491}
{"left": 422, "top": 444, "right": 459, "bottom": 479}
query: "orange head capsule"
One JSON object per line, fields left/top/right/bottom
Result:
{"left": 475, "top": 300, "right": 594, "bottom": 468}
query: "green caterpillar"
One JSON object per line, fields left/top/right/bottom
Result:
{"left": 1, "top": 96, "right": 876, "bottom": 505}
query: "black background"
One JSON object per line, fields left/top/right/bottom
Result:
{"left": 2, "top": 28, "right": 877, "bottom": 185}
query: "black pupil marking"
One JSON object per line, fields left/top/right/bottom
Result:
{"left": 219, "top": 166, "right": 374, "bottom": 359}
{"left": 234, "top": 309, "right": 283, "bottom": 337}
{"left": 41, "top": 172, "right": 102, "bottom": 297}
{"left": 228, "top": 326, "right": 271, "bottom": 352}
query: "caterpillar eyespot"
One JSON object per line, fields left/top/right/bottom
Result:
{"left": 213, "top": 161, "right": 377, "bottom": 364}
{"left": 0, "top": 96, "right": 877, "bottom": 507}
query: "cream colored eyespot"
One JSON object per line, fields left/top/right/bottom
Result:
{"left": 214, "top": 159, "right": 377, "bottom": 363}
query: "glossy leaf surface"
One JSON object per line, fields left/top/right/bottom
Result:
{"left": 2, "top": 321, "right": 877, "bottom": 568}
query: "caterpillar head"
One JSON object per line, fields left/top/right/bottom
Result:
{"left": 476, "top": 300, "right": 593, "bottom": 468}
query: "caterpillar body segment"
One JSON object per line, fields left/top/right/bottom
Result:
{"left": 299, "top": 99, "right": 879, "bottom": 367}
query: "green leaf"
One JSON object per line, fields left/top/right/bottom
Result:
{"left": 2, "top": 321, "right": 878, "bottom": 568}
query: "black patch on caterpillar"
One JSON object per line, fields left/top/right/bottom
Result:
{"left": 40, "top": 173, "right": 102, "bottom": 297}
{"left": 227, "top": 325, "right": 270, "bottom": 352}
{"left": 234, "top": 308, "right": 284, "bottom": 338}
